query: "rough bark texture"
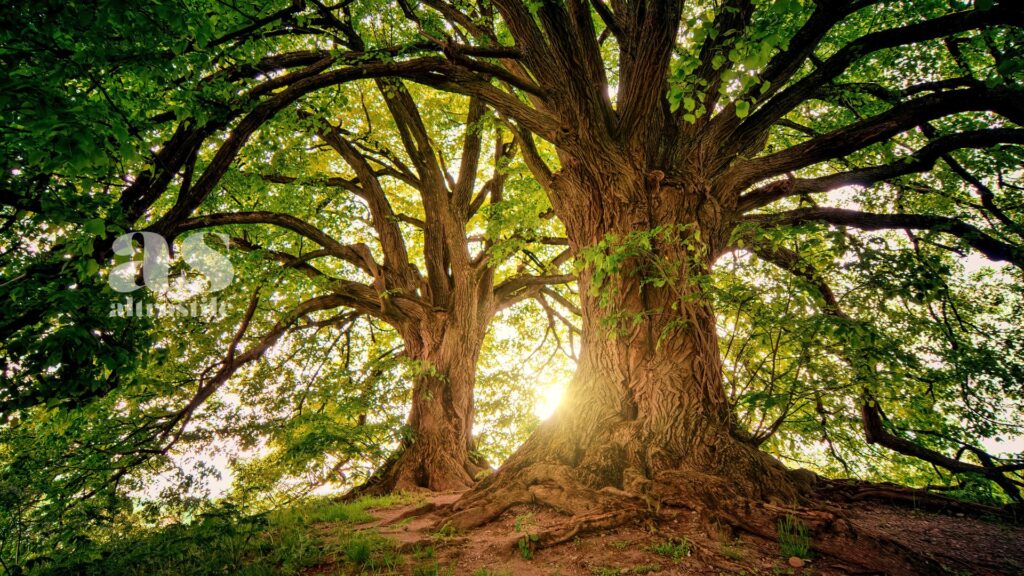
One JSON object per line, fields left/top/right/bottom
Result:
{"left": 446, "top": 161, "right": 800, "bottom": 531}
{"left": 366, "top": 309, "right": 491, "bottom": 493}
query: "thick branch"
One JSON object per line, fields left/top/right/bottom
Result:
{"left": 453, "top": 97, "right": 487, "bottom": 216}
{"left": 754, "top": 0, "right": 878, "bottom": 104}
{"left": 737, "top": 128, "right": 1024, "bottom": 212}
{"left": 734, "top": 88, "right": 1024, "bottom": 187}
{"left": 147, "top": 56, "right": 460, "bottom": 234}
{"left": 228, "top": 236, "right": 424, "bottom": 323}
{"left": 316, "top": 119, "right": 420, "bottom": 293}
{"left": 175, "top": 211, "right": 382, "bottom": 277}
{"left": 493, "top": 273, "right": 575, "bottom": 310}
{"left": 728, "top": 3, "right": 1023, "bottom": 157}
{"left": 747, "top": 207, "right": 1024, "bottom": 268}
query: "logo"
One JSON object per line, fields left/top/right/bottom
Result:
{"left": 107, "top": 231, "right": 234, "bottom": 318}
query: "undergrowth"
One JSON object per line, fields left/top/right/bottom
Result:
{"left": 646, "top": 536, "right": 691, "bottom": 561}
{"left": 22, "top": 493, "right": 419, "bottom": 576}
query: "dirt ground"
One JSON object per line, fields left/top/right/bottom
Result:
{"left": 313, "top": 492, "right": 1024, "bottom": 575}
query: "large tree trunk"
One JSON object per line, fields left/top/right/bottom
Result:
{"left": 370, "top": 322, "right": 489, "bottom": 493}
{"left": 361, "top": 272, "right": 496, "bottom": 493}
{"left": 446, "top": 164, "right": 798, "bottom": 527}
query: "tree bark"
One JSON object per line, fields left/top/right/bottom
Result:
{"left": 367, "top": 314, "right": 490, "bottom": 493}
{"left": 446, "top": 164, "right": 798, "bottom": 527}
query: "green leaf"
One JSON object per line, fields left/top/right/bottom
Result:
{"left": 84, "top": 219, "right": 106, "bottom": 238}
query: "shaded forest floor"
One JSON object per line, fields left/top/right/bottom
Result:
{"left": 301, "top": 492, "right": 1024, "bottom": 576}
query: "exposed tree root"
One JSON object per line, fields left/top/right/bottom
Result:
{"left": 442, "top": 463, "right": 647, "bottom": 531}
{"left": 712, "top": 500, "right": 952, "bottom": 575}
{"left": 533, "top": 509, "right": 647, "bottom": 548}
{"left": 817, "top": 478, "right": 1020, "bottom": 522}
{"left": 435, "top": 461, "right": 999, "bottom": 574}
{"left": 390, "top": 502, "right": 440, "bottom": 524}
{"left": 343, "top": 445, "right": 489, "bottom": 498}
{"left": 439, "top": 458, "right": 783, "bottom": 557}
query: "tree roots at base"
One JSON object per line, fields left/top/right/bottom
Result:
{"left": 417, "top": 466, "right": 1007, "bottom": 576}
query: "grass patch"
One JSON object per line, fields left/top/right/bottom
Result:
{"left": 646, "top": 536, "right": 691, "bottom": 561}
{"left": 340, "top": 535, "right": 372, "bottom": 565}
{"left": 777, "top": 514, "right": 812, "bottom": 559}
{"left": 271, "top": 492, "right": 421, "bottom": 526}
{"left": 23, "top": 494, "right": 414, "bottom": 576}
{"left": 412, "top": 544, "right": 436, "bottom": 560}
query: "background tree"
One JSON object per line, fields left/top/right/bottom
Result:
{"left": 1, "top": 0, "right": 570, "bottom": 494}
{"left": 166, "top": 77, "right": 571, "bottom": 491}
{"left": 2, "top": 0, "right": 578, "bottom": 557}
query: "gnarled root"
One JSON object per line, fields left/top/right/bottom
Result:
{"left": 533, "top": 509, "right": 645, "bottom": 547}
{"left": 440, "top": 459, "right": 971, "bottom": 574}
{"left": 344, "top": 444, "right": 489, "bottom": 498}
{"left": 817, "top": 478, "right": 1020, "bottom": 522}
{"left": 438, "top": 456, "right": 795, "bottom": 556}
{"left": 436, "top": 461, "right": 656, "bottom": 557}
{"left": 441, "top": 463, "right": 648, "bottom": 532}
{"left": 711, "top": 498, "right": 956, "bottom": 575}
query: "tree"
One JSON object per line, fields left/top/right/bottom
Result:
{"left": 365, "top": 0, "right": 1024, "bottom": 539}
{"left": 168, "top": 79, "right": 572, "bottom": 492}
{"left": 1, "top": 0, "right": 571, "bottom": 494}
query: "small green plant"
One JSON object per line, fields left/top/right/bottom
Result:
{"left": 471, "top": 569, "right": 512, "bottom": 576}
{"left": 513, "top": 513, "right": 539, "bottom": 560}
{"left": 608, "top": 539, "right": 629, "bottom": 550}
{"left": 591, "top": 568, "right": 621, "bottom": 576}
{"left": 366, "top": 547, "right": 403, "bottom": 572}
{"left": 777, "top": 515, "right": 812, "bottom": 559}
{"left": 647, "top": 536, "right": 691, "bottom": 561}
{"left": 516, "top": 532, "right": 539, "bottom": 560}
